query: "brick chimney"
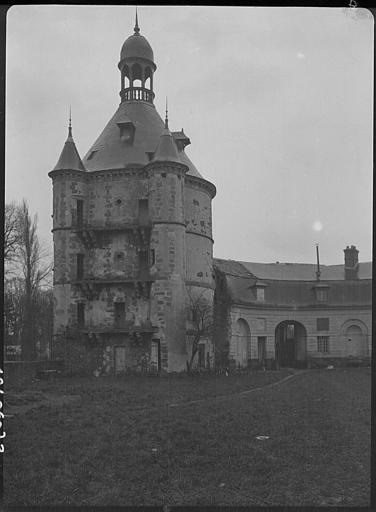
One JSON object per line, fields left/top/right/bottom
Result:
{"left": 343, "top": 245, "right": 359, "bottom": 280}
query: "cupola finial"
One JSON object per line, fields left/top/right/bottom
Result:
{"left": 68, "top": 106, "right": 72, "bottom": 137}
{"left": 134, "top": 7, "right": 140, "bottom": 34}
{"left": 165, "top": 96, "right": 169, "bottom": 129}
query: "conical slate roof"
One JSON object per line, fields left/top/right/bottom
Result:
{"left": 53, "top": 126, "right": 86, "bottom": 172}
{"left": 82, "top": 101, "right": 203, "bottom": 178}
{"left": 152, "top": 117, "right": 181, "bottom": 164}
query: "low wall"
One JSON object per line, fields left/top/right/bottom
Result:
{"left": 5, "top": 360, "right": 64, "bottom": 388}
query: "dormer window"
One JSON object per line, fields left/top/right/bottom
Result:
{"left": 87, "top": 150, "right": 98, "bottom": 160}
{"left": 313, "top": 283, "right": 329, "bottom": 304}
{"left": 172, "top": 130, "right": 191, "bottom": 151}
{"left": 117, "top": 120, "right": 135, "bottom": 144}
{"left": 251, "top": 281, "right": 268, "bottom": 303}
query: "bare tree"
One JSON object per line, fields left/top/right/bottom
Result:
{"left": 186, "top": 288, "right": 213, "bottom": 372}
{"left": 4, "top": 202, "right": 21, "bottom": 264}
{"left": 17, "top": 200, "right": 52, "bottom": 359}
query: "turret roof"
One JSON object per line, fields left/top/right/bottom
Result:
{"left": 53, "top": 124, "right": 85, "bottom": 172}
{"left": 151, "top": 115, "right": 182, "bottom": 164}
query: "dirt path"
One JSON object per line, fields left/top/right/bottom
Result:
{"left": 167, "top": 369, "right": 307, "bottom": 408}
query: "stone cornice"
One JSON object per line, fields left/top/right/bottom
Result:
{"left": 49, "top": 167, "right": 149, "bottom": 181}
{"left": 185, "top": 175, "right": 216, "bottom": 199}
{"left": 185, "top": 230, "right": 214, "bottom": 243}
{"left": 185, "top": 280, "right": 215, "bottom": 290}
{"left": 146, "top": 160, "right": 188, "bottom": 175}
{"left": 230, "top": 301, "right": 372, "bottom": 311}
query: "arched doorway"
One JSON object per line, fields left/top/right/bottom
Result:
{"left": 275, "top": 321, "right": 307, "bottom": 368}
{"left": 345, "top": 324, "right": 366, "bottom": 357}
{"left": 231, "top": 318, "right": 250, "bottom": 368}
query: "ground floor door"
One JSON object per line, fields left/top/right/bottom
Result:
{"left": 114, "top": 346, "right": 126, "bottom": 375}
{"left": 198, "top": 343, "right": 205, "bottom": 368}
{"left": 151, "top": 339, "right": 161, "bottom": 372}
{"left": 275, "top": 321, "right": 307, "bottom": 368}
{"left": 345, "top": 325, "right": 366, "bottom": 357}
{"left": 258, "top": 337, "right": 266, "bottom": 367}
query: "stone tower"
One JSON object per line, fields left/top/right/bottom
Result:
{"left": 49, "top": 15, "right": 216, "bottom": 374}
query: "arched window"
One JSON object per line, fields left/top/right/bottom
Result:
{"left": 145, "top": 66, "right": 152, "bottom": 90}
{"left": 131, "top": 63, "right": 142, "bottom": 84}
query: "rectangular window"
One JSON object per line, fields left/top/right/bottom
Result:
{"left": 151, "top": 339, "right": 161, "bottom": 372}
{"left": 317, "top": 336, "right": 329, "bottom": 353}
{"left": 317, "top": 318, "right": 329, "bottom": 331}
{"left": 198, "top": 343, "right": 205, "bottom": 368}
{"left": 316, "top": 288, "right": 328, "bottom": 303}
{"left": 114, "top": 302, "right": 125, "bottom": 327}
{"left": 138, "top": 199, "right": 149, "bottom": 225}
{"left": 76, "top": 253, "right": 84, "bottom": 280}
{"left": 77, "top": 199, "right": 84, "bottom": 227}
{"left": 139, "top": 249, "right": 149, "bottom": 277}
{"left": 256, "top": 287, "right": 265, "bottom": 302}
{"left": 114, "top": 251, "right": 125, "bottom": 271}
{"left": 77, "top": 303, "right": 85, "bottom": 328}
{"left": 150, "top": 249, "right": 156, "bottom": 266}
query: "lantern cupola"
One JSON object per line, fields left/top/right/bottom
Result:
{"left": 118, "top": 10, "right": 156, "bottom": 104}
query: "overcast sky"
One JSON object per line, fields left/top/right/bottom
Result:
{"left": 6, "top": 5, "right": 373, "bottom": 265}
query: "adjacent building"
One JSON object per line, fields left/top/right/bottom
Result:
{"left": 214, "top": 246, "right": 371, "bottom": 370}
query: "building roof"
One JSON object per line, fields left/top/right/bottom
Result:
{"left": 213, "top": 258, "right": 256, "bottom": 278}
{"left": 238, "top": 261, "right": 372, "bottom": 281}
{"left": 213, "top": 258, "right": 372, "bottom": 307}
{"left": 222, "top": 273, "right": 372, "bottom": 307}
{"left": 53, "top": 127, "right": 86, "bottom": 172}
{"left": 82, "top": 101, "right": 203, "bottom": 178}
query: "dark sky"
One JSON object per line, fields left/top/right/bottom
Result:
{"left": 6, "top": 6, "right": 373, "bottom": 265}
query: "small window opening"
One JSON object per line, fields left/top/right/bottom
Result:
{"left": 256, "top": 287, "right": 265, "bottom": 302}
{"left": 88, "top": 150, "right": 98, "bottom": 160}
{"left": 76, "top": 199, "right": 84, "bottom": 227}
{"left": 77, "top": 303, "right": 85, "bottom": 328}
{"left": 76, "top": 253, "right": 84, "bottom": 280}
{"left": 114, "top": 252, "right": 125, "bottom": 271}
{"left": 138, "top": 199, "right": 149, "bottom": 225}
{"left": 317, "top": 318, "right": 329, "bottom": 331}
{"left": 114, "top": 302, "right": 126, "bottom": 327}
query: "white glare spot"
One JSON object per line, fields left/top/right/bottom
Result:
{"left": 313, "top": 221, "right": 323, "bottom": 232}
{"left": 297, "top": 52, "right": 305, "bottom": 59}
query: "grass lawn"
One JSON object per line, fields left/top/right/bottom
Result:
{"left": 4, "top": 367, "right": 370, "bottom": 506}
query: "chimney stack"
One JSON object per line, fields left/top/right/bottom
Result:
{"left": 343, "top": 245, "right": 359, "bottom": 280}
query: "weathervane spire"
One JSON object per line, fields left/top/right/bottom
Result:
{"left": 68, "top": 106, "right": 72, "bottom": 137}
{"left": 165, "top": 96, "right": 169, "bottom": 129}
{"left": 134, "top": 7, "right": 140, "bottom": 34}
